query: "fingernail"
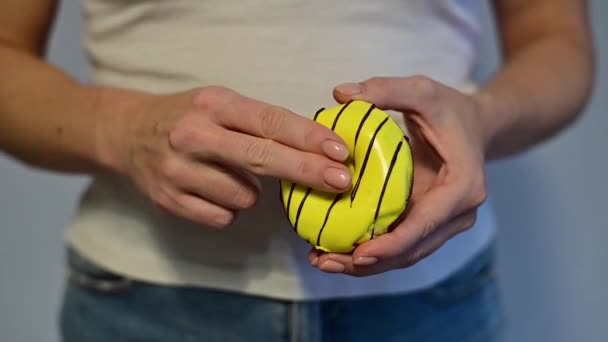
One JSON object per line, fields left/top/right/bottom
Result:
{"left": 354, "top": 257, "right": 378, "bottom": 266}
{"left": 324, "top": 168, "right": 351, "bottom": 190}
{"left": 335, "top": 83, "right": 362, "bottom": 96}
{"left": 311, "top": 257, "right": 319, "bottom": 267}
{"left": 321, "top": 260, "right": 345, "bottom": 273}
{"left": 322, "top": 140, "right": 350, "bottom": 161}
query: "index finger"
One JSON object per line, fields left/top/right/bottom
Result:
{"left": 214, "top": 97, "right": 350, "bottom": 162}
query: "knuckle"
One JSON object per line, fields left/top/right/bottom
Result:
{"left": 302, "top": 127, "right": 319, "bottom": 148}
{"left": 417, "top": 248, "right": 433, "bottom": 262}
{"left": 409, "top": 75, "right": 435, "bottom": 94}
{"left": 191, "top": 86, "right": 231, "bottom": 110}
{"left": 367, "top": 76, "right": 389, "bottom": 88}
{"left": 244, "top": 140, "right": 273, "bottom": 170}
{"left": 258, "top": 105, "right": 286, "bottom": 138}
{"left": 398, "top": 255, "right": 418, "bottom": 269}
{"left": 149, "top": 188, "right": 174, "bottom": 213}
{"left": 460, "top": 212, "right": 478, "bottom": 231}
{"left": 210, "top": 211, "right": 235, "bottom": 228}
{"left": 295, "top": 158, "right": 315, "bottom": 179}
{"left": 168, "top": 118, "right": 201, "bottom": 152}
{"left": 160, "top": 158, "right": 184, "bottom": 182}
{"left": 408, "top": 75, "right": 437, "bottom": 105}
{"left": 400, "top": 249, "right": 427, "bottom": 269}
{"left": 420, "top": 219, "right": 437, "bottom": 240}
{"left": 232, "top": 186, "right": 259, "bottom": 209}
{"left": 470, "top": 184, "right": 488, "bottom": 208}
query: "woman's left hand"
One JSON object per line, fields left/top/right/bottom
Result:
{"left": 309, "top": 76, "right": 492, "bottom": 276}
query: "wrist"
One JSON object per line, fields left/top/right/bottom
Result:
{"left": 88, "top": 86, "right": 152, "bottom": 175}
{"left": 471, "top": 89, "right": 521, "bottom": 159}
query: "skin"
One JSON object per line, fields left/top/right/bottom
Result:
{"left": 308, "top": 0, "right": 595, "bottom": 275}
{"left": 0, "top": 1, "right": 352, "bottom": 227}
{"left": 0, "top": 1, "right": 594, "bottom": 275}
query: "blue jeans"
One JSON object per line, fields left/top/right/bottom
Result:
{"left": 60, "top": 245, "right": 504, "bottom": 342}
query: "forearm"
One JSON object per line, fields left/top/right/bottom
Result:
{"left": 476, "top": 33, "right": 594, "bottom": 160}
{"left": 0, "top": 44, "right": 145, "bottom": 173}
{"left": 476, "top": 0, "right": 594, "bottom": 160}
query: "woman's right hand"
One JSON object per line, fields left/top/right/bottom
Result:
{"left": 100, "top": 86, "right": 352, "bottom": 228}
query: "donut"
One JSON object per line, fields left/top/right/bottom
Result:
{"left": 280, "top": 100, "right": 414, "bottom": 253}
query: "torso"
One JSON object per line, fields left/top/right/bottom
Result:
{"left": 66, "top": 0, "right": 496, "bottom": 300}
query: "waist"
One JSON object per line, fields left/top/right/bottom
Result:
{"left": 65, "top": 174, "right": 497, "bottom": 300}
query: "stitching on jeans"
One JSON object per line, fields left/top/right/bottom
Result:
{"left": 68, "top": 269, "right": 133, "bottom": 292}
{"left": 289, "top": 302, "right": 299, "bottom": 342}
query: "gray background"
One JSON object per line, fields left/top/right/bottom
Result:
{"left": 1, "top": 1, "right": 606, "bottom": 341}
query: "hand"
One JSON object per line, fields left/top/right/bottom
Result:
{"left": 309, "top": 76, "right": 490, "bottom": 276}
{"left": 104, "top": 86, "right": 352, "bottom": 228}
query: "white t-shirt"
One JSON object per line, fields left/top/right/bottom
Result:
{"left": 67, "top": 0, "right": 496, "bottom": 300}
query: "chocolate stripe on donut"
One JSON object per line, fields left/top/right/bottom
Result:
{"left": 292, "top": 102, "right": 352, "bottom": 229}
{"left": 350, "top": 117, "right": 389, "bottom": 205}
{"left": 285, "top": 183, "right": 297, "bottom": 223}
{"left": 353, "top": 104, "right": 375, "bottom": 152}
{"left": 370, "top": 141, "right": 403, "bottom": 239}
{"left": 316, "top": 193, "right": 342, "bottom": 245}
{"left": 289, "top": 104, "right": 350, "bottom": 232}
{"left": 294, "top": 188, "right": 312, "bottom": 233}
{"left": 313, "top": 107, "right": 325, "bottom": 121}
{"left": 331, "top": 100, "right": 353, "bottom": 130}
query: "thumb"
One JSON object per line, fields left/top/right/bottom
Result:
{"left": 333, "top": 77, "right": 436, "bottom": 114}
{"left": 333, "top": 77, "right": 406, "bottom": 110}
{"left": 333, "top": 77, "right": 446, "bottom": 158}
{"left": 333, "top": 82, "right": 366, "bottom": 104}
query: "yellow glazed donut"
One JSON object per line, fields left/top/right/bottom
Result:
{"left": 280, "top": 100, "right": 414, "bottom": 253}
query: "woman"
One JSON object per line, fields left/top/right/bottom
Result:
{"left": 0, "top": 0, "right": 594, "bottom": 341}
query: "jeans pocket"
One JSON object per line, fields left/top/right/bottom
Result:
{"left": 422, "top": 244, "right": 499, "bottom": 305}
{"left": 66, "top": 248, "right": 134, "bottom": 294}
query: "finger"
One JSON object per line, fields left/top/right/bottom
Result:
{"left": 170, "top": 160, "right": 260, "bottom": 210}
{"left": 209, "top": 130, "right": 352, "bottom": 192}
{"left": 315, "top": 253, "right": 401, "bottom": 277}
{"left": 333, "top": 77, "right": 453, "bottom": 162}
{"left": 167, "top": 119, "right": 262, "bottom": 195}
{"left": 316, "top": 252, "right": 349, "bottom": 273}
{"left": 333, "top": 76, "right": 446, "bottom": 114}
{"left": 351, "top": 181, "right": 466, "bottom": 263}
{"left": 158, "top": 186, "right": 236, "bottom": 229}
{"left": 315, "top": 211, "right": 475, "bottom": 276}
{"left": 214, "top": 97, "right": 350, "bottom": 162}
{"left": 226, "top": 165, "right": 263, "bottom": 194}
{"left": 169, "top": 117, "right": 352, "bottom": 192}
{"left": 345, "top": 211, "right": 478, "bottom": 276}
{"left": 398, "top": 209, "right": 478, "bottom": 268}
{"left": 308, "top": 248, "right": 323, "bottom": 267}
